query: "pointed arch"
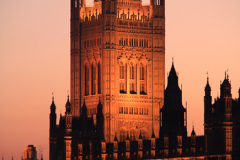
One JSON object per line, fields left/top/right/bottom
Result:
{"left": 140, "top": 63, "right": 147, "bottom": 95}
{"left": 130, "top": 62, "right": 137, "bottom": 94}
{"left": 85, "top": 64, "right": 89, "bottom": 95}
{"left": 119, "top": 62, "right": 127, "bottom": 93}
{"left": 98, "top": 62, "right": 101, "bottom": 94}
{"left": 91, "top": 62, "right": 96, "bottom": 95}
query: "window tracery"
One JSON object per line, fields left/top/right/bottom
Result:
{"left": 85, "top": 65, "right": 89, "bottom": 95}
{"left": 119, "top": 62, "right": 127, "bottom": 93}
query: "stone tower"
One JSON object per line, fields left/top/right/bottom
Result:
{"left": 70, "top": 0, "right": 165, "bottom": 142}
{"left": 204, "top": 73, "right": 240, "bottom": 159}
{"left": 159, "top": 62, "right": 187, "bottom": 155}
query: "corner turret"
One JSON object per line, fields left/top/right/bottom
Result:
{"left": 97, "top": 99, "right": 104, "bottom": 139}
{"left": 204, "top": 76, "right": 212, "bottom": 124}
{"left": 65, "top": 95, "right": 72, "bottom": 135}
{"left": 50, "top": 96, "right": 57, "bottom": 134}
{"left": 220, "top": 72, "right": 231, "bottom": 98}
{"left": 160, "top": 62, "right": 187, "bottom": 146}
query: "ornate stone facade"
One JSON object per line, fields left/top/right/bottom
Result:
{"left": 70, "top": 0, "right": 165, "bottom": 142}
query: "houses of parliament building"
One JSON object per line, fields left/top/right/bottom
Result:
{"left": 49, "top": 0, "right": 240, "bottom": 159}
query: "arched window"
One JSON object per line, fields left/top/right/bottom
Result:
{"left": 120, "top": 130, "right": 126, "bottom": 142}
{"left": 130, "top": 64, "right": 137, "bottom": 94}
{"left": 119, "top": 63, "right": 127, "bottom": 93}
{"left": 85, "top": 65, "right": 89, "bottom": 95}
{"left": 98, "top": 62, "right": 101, "bottom": 94}
{"left": 140, "top": 64, "right": 147, "bottom": 94}
{"left": 130, "top": 130, "right": 136, "bottom": 141}
{"left": 91, "top": 63, "right": 96, "bottom": 95}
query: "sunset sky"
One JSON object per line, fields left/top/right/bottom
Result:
{"left": 0, "top": 0, "right": 240, "bottom": 159}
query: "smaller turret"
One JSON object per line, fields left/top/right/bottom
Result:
{"left": 81, "top": 99, "right": 88, "bottom": 137}
{"left": 113, "top": 133, "right": 118, "bottom": 154}
{"left": 204, "top": 76, "right": 212, "bottom": 124}
{"left": 97, "top": 98, "right": 104, "bottom": 139}
{"left": 191, "top": 125, "right": 196, "bottom": 155}
{"left": 220, "top": 72, "right": 231, "bottom": 98}
{"left": 50, "top": 96, "right": 57, "bottom": 136}
{"left": 151, "top": 130, "right": 156, "bottom": 157}
{"left": 65, "top": 95, "right": 71, "bottom": 113}
{"left": 205, "top": 76, "right": 211, "bottom": 97}
{"left": 65, "top": 95, "right": 72, "bottom": 135}
{"left": 126, "top": 132, "right": 130, "bottom": 159}
{"left": 138, "top": 131, "right": 143, "bottom": 158}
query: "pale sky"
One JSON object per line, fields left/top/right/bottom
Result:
{"left": 0, "top": 0, "right": 240, "bottom": 159}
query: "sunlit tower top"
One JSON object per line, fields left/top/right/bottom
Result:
{"left": 70, "top": 0, "right": 165, "bottom": 142}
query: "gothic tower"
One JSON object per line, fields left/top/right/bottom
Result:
{"left": 204, "top": 73, "right": 240, "bottom": 159}
{"left": 159, "top": 62, "right": 187, "bottom": 151}
{"left": 70, "top": 0, "right": 165, "bottom": 142}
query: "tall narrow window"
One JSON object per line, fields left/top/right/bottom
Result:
{"left": 144, "top": 39, "right": 148, "bottom": 47}
{"left": 124, "top": 38, "right": 128, "bottom": 46}
{"left": 85, "top": 65, "right": 89, "bottom": 95}
{"left": 120, "top": 130, "right": 126, "bottom": 142}
{"left": 98, "top": 63, "right": 101, "bottom": 94}
{"left": 130, "top": 130, "right": 136, "bottom": 141}
{"left": 119, "top": 63, "right": 126, "bottom": 93}
{"left": 119, "top": 38, "right": 123, "bottom": 46}
{"left": 130, "top": 64, "right": 136, "bottom": 94}
{"left": 91, "top": 63, "right": 96, "bottom": 95}
{"left": 140, "top": 65, "right": 147, "bottom": 94}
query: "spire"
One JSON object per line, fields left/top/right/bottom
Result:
{"left": 169, "top": 60, "right": 177, "bottom": 78}
{"left": 221, "top": 72, "right": 231, "bottom": 98}
{"left": 82, "top": 98, "right": 87, "bottom": 116}
{"left": 126, "top": 131, "right": 130, "bottom": 140}
{"left": 66, "top": 94, "right": 71, "bottom": 107}
{"left": 205, "top": 74, "right": 211, "bottom": 94}
{"left": 114, "top": 133, "right": 118, "bottom": 141}
{"left": 50, "top": 94, "right": 56, "bottom": 113}
{"left": 138, "top": 131, "right": 142, "bottom": 139}
{"left": 191, "top": 123, "right": 196, "bottom": 136}
{"left": 151, "top": 129, "right": 155, "bottom": 138}
{"left": 97, "top": 97, "right": 103, "bottom": 113}
{"left": 163, "top": 61, "right": 183, "bottom": 109}
{"left": 65, "top": 94, "right": 71, "bottom": 113}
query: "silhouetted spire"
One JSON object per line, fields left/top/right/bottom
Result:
{"left": 97, "top": 98, "right": 103, "bottom": 114}
{"left": 114, "top": 133, "right": 118, "bottom": 141}
{"left": 169, "top": 61, "right": 177, "bottom": 79}
{"left": 163, "top": 61, "right": 183, "bottom": 109}
{"left": 220, "top": 72, "right": 231, "bottom": 98}
{"left": 65, "top": 94, "right": 71, "bottom": 113}
{"left": 191, "top": 124, "right": 196, "bottom": 136}
{"left": 138, "top": 131, "right": 142, "bottom": 139}
{"left": 126, "top": 131, "right": 130, "bottom": 140}
{"left": 205, "top": 76, "right": 211, "bottom": 97}
{"left": 151, "top": 129, "right": 155, "bottom": 138}
{"left": 66, "top": 94, "right": 71, "bottom": 107}
{"left": 97, "top": 98, "right": 104, "bottom": 139}
{"left": 50, "top": 96, "right": 56, "bottom": 114}
{"left": 50, "top": 96, "right": 57, "bottom": 132}
{"left": 81, "top": 99, "right": 88, "bottom": 137}
{"left": 82, "top": 99, "right": 87, "bottom": 116}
